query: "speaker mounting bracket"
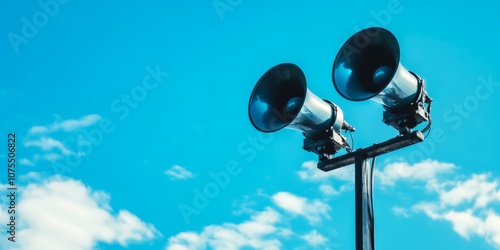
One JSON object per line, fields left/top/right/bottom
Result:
{"left": 302, "top": 127, "right": 351, "bottom": 162}
{"left": 382, "top": 105, "right": 428, "bottom": 135}
{"left": 382, "top": 72, "right": 432, "bottom": 135}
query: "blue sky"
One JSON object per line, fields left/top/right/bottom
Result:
{"left": 1, "top": 0, "right": 500, "bottom": 249}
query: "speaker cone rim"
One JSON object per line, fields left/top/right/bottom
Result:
{"left": 248, "top": 63, "right": 307, "bottom": 133}
{"left": 332, "top": 27, "right": 400, "bottom": 102}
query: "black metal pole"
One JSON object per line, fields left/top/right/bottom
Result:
{"left": 318, "top": 131, "right": 425, "bottom": 250}
{"left": 355, "top": 150, "right": 373, "bottom": 250}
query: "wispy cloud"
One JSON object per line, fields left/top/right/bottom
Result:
{"left": 166, "top": 207, "right": 282, "bottom": 250}
{"left": 0, "top": 175, "right": 161, "bottom": 250}
{"left": 297, "top": 161, "right": 353, "bottom": 199}
{"left": 19, "top": 158, "right": 35, "bottom": 167}
{"left": 24, "top": 137, "right": 72, "bottom": 155}
{"left": 35, "top": 153, "right": 62, "bottom": 162}
{"left": 380, "top": 160, "right": 500, "bottom": 249}
{"left": 319, "top": 184, "right": 340, "bottom": 196}
{"left": 301, "top": 230, "right": 327, "bottom": 247}
{"left": 375, "top": 159, "right": 455, "bottom": 186}
{"left": 231, "top": 194, "right": 259, "bottom": 216}
{"left": 166, "top": 190, "right": 334, "bottom": 249}
{"left": 271, "top": 192, "right": 330, "bottom": 224}
{"left": 21, "top": 114, "right": 103, "bottom": 167}
{"left": 297, "top": 161, "right": 354, "bottom": 182}
{"left": 164, "top": 165, "right": 195, "bottom": 180}
{"left": 319, "top": 183, "right": 351, "bottom": 197}
{"left": 20, "top": 153, "right": 63, "bottom": 168}
{"left": 28, "top": 114, "right": 101, "bottom": 135}
{"left": 391, "top": 206, "right": 410, "bottom": 218}
{"left": 438, "top": 174, "right": 500, "bottom": 209}
{"left": 413, "top": 203, "right": 500, "bottom": 247}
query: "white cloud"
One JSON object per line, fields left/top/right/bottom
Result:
{"left": 484, "top": 212, "right": 500, "bottom": 247}
{"left": 165, "top": 165, "right": 195, "bottom": 180}
{"left": 19, "top": 172, "right": 42, "bottom": 182}
{"left": 19, "top": 158, "right": 35, "bottom": 167}
{"left": 37, "top": 153, "right": 63, "bottom": 162}
{"left": 277, "top": 228, "right": 294, "bottom": 238}
{"left": 381, "top": 160, "right": 500, "bottom": 249}
{"left": 438, "top": 174, "right": 500, "bottom": 209}
{"left": 412, "top": 202, "right": 441, "bottom": 220}
{"left": 391, "top": 206, "right": 410, "bottom": 218}
{"left": 0, "top": 176, "right": 160, "bottom": 250}
{"left": 28, "top": 114, "right": 101, "bottom": 135}
{"left": 413, "top": 206, "right": 500, "bottom": 247}
{"left": 298, "top": 161, "right": 353, "bottom": 200}
{"left": 298, "top": 161, "right": 354, "bottom": 182}
{"left": 22, "top": 114, "right": 105, "bottom": 167}
{"left": 376, "top": 159, "right": 455, "bottom": 186}
{"left": 319, "top": 184, "right": 351, "bottom": 197}
{"left": 442, "top": 210, "right": 483, "bottom": 239}
{"left": 19, "top": 153, "right": 63, "bottom": 168}
{"left": 319, "top": 184, "right": 340, "bottom": 196}
{"left": 413, "top": 174, "right": 500, "bottom": 248}
{"left": 231, "top": 194, "right": 259, "bottom": 216}
{"left": 167, "top": 232, "right": 204, "bottom": 250}
{"left": 271, "top": 192, "right": 330, "bottom": 224}
{"left": 166, "top": 207, "right": 282, "bottom": 250}
{"left": 167, "top": 190, "right": 335, "bottom": 250}
{"left": 301, "top": 230, "right": 327, "bottom": 246}
{"left": 24, "top": 137, "right": 72, "bottom": 155}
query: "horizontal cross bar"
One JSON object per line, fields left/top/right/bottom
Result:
{"left": 318, "top": 131, "right": 424, "bottom": 172}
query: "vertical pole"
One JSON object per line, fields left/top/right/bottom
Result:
{"left": 355, "top": 149, "right": 374, "bottom": 250}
